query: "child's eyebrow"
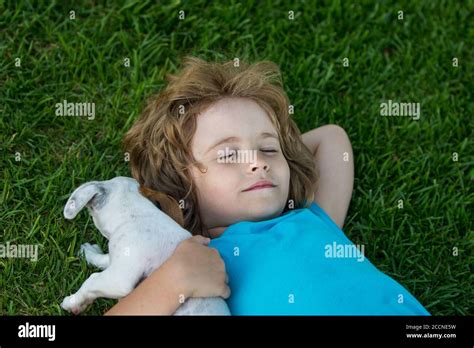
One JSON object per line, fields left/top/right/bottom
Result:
{"left": 205, "top": 132, "right": 278, "bottom": 154}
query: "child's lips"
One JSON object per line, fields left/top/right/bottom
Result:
{"left": 242, "top": 180, "right": 276, "bottom": 192}
{"left": 243, "top": 185, "right": 276, "bottom": 192}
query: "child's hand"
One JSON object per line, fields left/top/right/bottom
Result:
{"left": 167, "top": 235, "right": 231, "bottom": 300}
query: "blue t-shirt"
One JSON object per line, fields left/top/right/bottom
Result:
{"left": 209, "top": 202, "right": 430, "bottom": 315}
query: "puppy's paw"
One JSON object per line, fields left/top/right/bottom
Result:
{"left": 61, "top": 295, "right": 88, "bottom": 315}
{"left": 79, "top": 243, "right": 103, "bottom": 260}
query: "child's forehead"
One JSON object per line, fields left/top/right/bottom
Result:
{"left": 194, "top": 117, "right": 280, "bottom": 144}
{"left": 190, "top": 97, "right": 283, "bottom": 153}
{"left": 196, "top": 99, "right": 277, "bottom": 132}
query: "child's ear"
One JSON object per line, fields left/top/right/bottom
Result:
{"left": 139, "top": 185, "right": 185, "bottom": 227}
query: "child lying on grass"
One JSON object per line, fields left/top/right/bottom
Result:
{"left": 106, "top": 56, "right": 429, "bottom": 315}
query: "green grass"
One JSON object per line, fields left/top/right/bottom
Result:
{"left": 1, "top": 0, "right": 472, "bottom": 315}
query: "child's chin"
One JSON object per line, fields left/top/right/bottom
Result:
{"left": 243, "top": 202, "right": 283, "bottom": 221}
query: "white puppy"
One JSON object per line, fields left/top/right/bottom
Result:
{"left": 61, "top": 176, "right": 230, "bottom": 315}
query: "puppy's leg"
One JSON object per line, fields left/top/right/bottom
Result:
{"left": 61, "top": 266, "right": 139, "bottom": 314}
{"left": 80, "top": 243, "right": 110, "bottom": 270}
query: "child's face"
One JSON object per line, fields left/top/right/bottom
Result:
{"left": 190, "top": 97, "right": 290, "bottom": 238}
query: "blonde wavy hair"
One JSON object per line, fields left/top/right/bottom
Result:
{"left": 122, "top": 56, "right": 318, "bottom": 237}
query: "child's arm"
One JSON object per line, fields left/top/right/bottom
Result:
{"left": 105, "top": 235, "right": 230, "bottom": 315}
{"left": 105, "top": 257, "right": 186, "bottom": 315}
{"left": 301, "top": 125, "right": 354, "bottom": 228}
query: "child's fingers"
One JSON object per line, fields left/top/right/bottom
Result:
{"left": 190, "top": 235, "right": 211, "bottom": 245}
{"left": 221, "top": 284, "right": 231, "bottom": 299}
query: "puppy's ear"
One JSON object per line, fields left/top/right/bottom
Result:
{"left": 64, "top": 182, "right": 106, "bottom": 219}
{"left": 139, "top": 185, "right": 184, "bottom": 227}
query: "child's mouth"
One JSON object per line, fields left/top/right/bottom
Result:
{"left": 242, "top": 181, "right": 277, "bottom": 192}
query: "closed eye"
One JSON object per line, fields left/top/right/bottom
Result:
{"left": 219, "top": 153, "right": 235, "bottom": 159}
{"left": 217, "top": 149, "right": 237, "bottom": 160}
{"left": 217, "top": 149, "right": 277, "bottom": 161}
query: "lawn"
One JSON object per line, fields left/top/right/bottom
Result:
{"left": 0, "top": 0, "right": 472, "bottom": 315}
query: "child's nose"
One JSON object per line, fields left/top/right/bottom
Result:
{"left": 248, "top": 155, "right": 270, "bottom": 173}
